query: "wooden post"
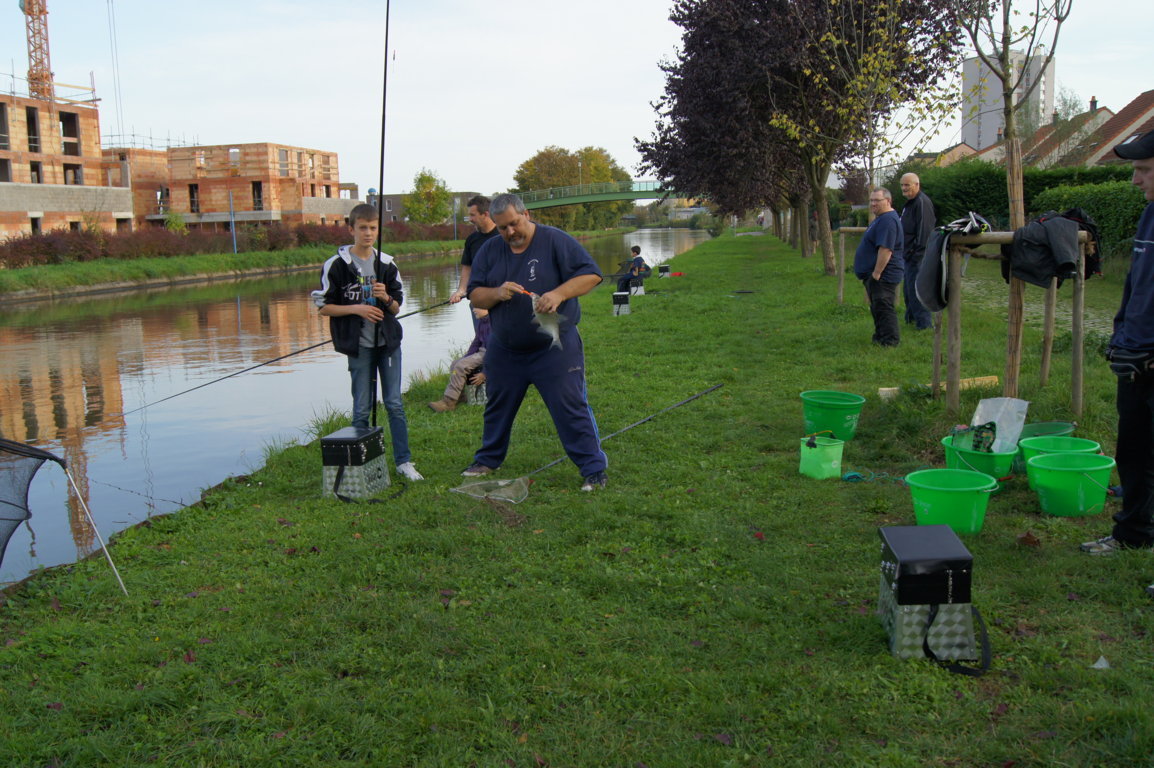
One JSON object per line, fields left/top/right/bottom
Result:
{"left": 947, "top": 245, "right": 963, "bottom": 415}
{"left": 1072, "top": 239, "right": 1086, "bottom": 416}
{"left": 931, "top": 311, "right": 943, "bottom": 399}
{"left": 837, "top": 230, "right": 845, "bottom": 304}
{"left": 1040, "top": 277, "right": 1057, "bottom": 385}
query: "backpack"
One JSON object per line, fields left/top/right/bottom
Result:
{"left": 1059, "top": 207, "right": 1102, "bottom": 279}
{"left": 916, "top": 213, "right": 991, "bottom": 312}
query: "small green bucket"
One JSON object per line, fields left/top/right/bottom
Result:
{"left": 1012, "top": 421, "right": 1077, "bottom": 474}
{"left": 799, "top": 436, "right": 844, "bottom": 480}
{"left": 1020, "top": 435, "right": 1101, "bottom": 490}
{"left": 940, "top": 436, "right": 1017, "bottom": 480}
{"left": 800, "top": 390, "right": 866, "bottom": 441}
{"left": 905, "top": 468, "right": 998, "bottom": 535}
{"left": 1028, "top": 452, "right": 1116, "bottom": 517}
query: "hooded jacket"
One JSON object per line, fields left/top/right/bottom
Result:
{"left": 311, "top": 245, "right": 404, "bottom": 357}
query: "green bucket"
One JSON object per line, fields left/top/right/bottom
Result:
{"left": 1020, "top": 435, "right": 1101, "bottom": 490}
{"left": 799, "top": 436, "right": 844, "bottom": 480}
{"left": 940, "top": 435, "right": 1017, "bottom": 480}
{"left": 905, "top": 468, "right": 998, "bottom": 535}
{"left": 800, "top": 390, "right": 866, "bottom": 441}
{"left": 1012, "top": 421, "right": 1077, "bottom": 474}
{"left": 1028, "top": 452, "right": 1116, "bottom": 517}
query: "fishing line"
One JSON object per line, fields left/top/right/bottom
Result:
{"left": 118, "top": 299, "right": 450, "bottom": 417}
{"left": 526, "top": 383, "right": 724, "bottom": 477}
{"left": 88, "top": 478, "right": 186, "bottom": 508}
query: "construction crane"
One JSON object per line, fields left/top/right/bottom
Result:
{"left": 20, "top": 0, "right": 54, "bottom": 101}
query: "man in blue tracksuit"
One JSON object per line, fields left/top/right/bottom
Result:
{"left": 1081, "top": 129, "right": 1154, "bottom": 570}
{"left": 462, "top": 193, "right": 609, "bottom": 491}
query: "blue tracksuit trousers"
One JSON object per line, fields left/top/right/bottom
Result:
{"left": 473, "top": 328, "right": 607, "bottom": 476}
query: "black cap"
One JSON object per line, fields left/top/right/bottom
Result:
{"left": 1113, "top": 129, "right": 1154, "bottom": 160}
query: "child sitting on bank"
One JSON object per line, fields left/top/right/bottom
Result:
{"left": 311, "top": 203, "right": 423, "bottom": 481}
{"left": 429, "top": 308, "right": 490, "bottom": 412}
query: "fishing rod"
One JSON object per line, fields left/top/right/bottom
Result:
{"left": 118, "top": 299, "right": 451, "bottom": 417}
{"left": 526, "top": 383, "right": 724, "bottom": 477}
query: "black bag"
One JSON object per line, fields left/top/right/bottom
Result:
{"left": 1061, "top": 207, "right": 1102, "bottom": 279}
{"left": 1108, "top": 349, "right": 1154, "bottom": 381}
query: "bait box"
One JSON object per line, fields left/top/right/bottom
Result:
{"left": 879, "top": 525, "right": 972, "bottom": 605}
{"left": 877, "top": 525, "right": 976, "bottom": 661}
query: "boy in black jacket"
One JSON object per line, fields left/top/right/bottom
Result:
{"left": 311, "top": 203, "right": 423, "bottom": 481}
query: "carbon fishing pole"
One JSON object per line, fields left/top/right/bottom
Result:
{"left": 376, "top": 0, "right": 392, "bottom": 253}
{"left": 118, "top": 299, "right": 451, "bottom": 417}
{"left": 526, "top": 383, "right": 725, "bottom": 477}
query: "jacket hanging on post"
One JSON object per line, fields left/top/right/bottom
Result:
{"left": 999, "top": 213, "right": 1080, "bottom": 289}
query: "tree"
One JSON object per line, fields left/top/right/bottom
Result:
{"left": 957, "top": 0, "right": 1072, "bottom": 396}
{"left": 638, "top": 0, "right": 962, "bottom": 273}
{"left": 512, "top": 146, "right": 632, "bottom": 230}
{"left": 405, "top": 168, "right": 452, "bottom": 225}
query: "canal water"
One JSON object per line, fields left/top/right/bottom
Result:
{"left": 0, "top": 228, "right": 709, "bottom": 584}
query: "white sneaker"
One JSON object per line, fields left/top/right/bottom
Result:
{"left": 396, "top": 461, "right": 424, "bottom": 481}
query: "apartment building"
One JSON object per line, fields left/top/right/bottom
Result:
{"left": 0, "top": 92, "right": 133, "bottom": 238}
{"left": 153, "top": 143, "right": 358, "bottom": 230}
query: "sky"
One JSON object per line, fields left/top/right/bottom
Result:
{"left": 1, "top": 0, "right": 1148, "bottom": 197}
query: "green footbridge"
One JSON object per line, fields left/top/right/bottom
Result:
{"left": 518, "top": 180, "right": 674, "bottom": 210}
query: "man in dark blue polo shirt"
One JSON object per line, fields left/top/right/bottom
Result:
{"left": 462, "top": 193, "right": 608, "bottom": 491}
{"left": 854, "top": 188, "right": 904, "bottom": 347}
{"left": 1082, "top": 129, "right": 1154, "bottom": 559}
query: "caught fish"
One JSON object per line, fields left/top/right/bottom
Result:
{"left": 529, "top": 292, "right": 563, "bottom": 350}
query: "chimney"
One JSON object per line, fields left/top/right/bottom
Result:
{"left": 1090, "top": 95, "right": 1098, "bottom": 111}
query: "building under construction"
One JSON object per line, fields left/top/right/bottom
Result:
{"left": 0, "top": 2, "right": 359, "bottom": 241}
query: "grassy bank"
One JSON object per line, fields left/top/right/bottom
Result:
{"left": 2, "top": 233, "right": 1151, "bottom": 766}
{"left": 0, "top": 228, "right": 635, "bottom": 298}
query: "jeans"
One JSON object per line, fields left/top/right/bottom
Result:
{"left": 1113, "top": 371, "right": 1154, "bottom": 547}
{"left": 348, "top": 344, "right": 411, "bottom": 465}
{"left": 864, "top": 278, "right": 900, "bottom": 347}
{"left": 902, "top": 253, "right": 932, "bottom": 329}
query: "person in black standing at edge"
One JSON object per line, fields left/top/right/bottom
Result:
{"left": 899, "top": 172, "right": 936, "bottom": 330}
{"left": 451, "top": 195, "right": 500, "bottom": 330}
{"left": 1079, "top": 130, "right": 1154, "bottom": 588}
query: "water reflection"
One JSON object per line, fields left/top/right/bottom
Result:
{"left": 0, "top": 228, "right": 708, "bottom": 583}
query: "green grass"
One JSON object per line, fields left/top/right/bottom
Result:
{"left": 2, "top": 234, "right": 1152, "bottom": 766}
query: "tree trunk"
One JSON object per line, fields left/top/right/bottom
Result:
{"left": 812, "top": 187, "right": 835, "bottom": 275}
{"left": 1004, "top": 134, "right": 1027, "bottom": 398}
{"left": 799, "top": 203, "right": 812, "bottom": 257}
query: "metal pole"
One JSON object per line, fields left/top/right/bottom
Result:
{"left": 228, "top": 190, "right": 237, "bottom": 254}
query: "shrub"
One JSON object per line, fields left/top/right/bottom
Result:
{"left": 883, "top": 159, "right": 1133, "bottom": 230}
{"left": 1032, "top": 180, "right": 1146, "bottom": 256}
{"left": 295, "top": 223, "right": 348, "bottom": 247}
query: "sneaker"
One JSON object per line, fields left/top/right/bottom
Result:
{"left": 1146, "top": 583, "right": 1154, "bottom": 598}
{"left": 396, "top": 461, "right": 424, "bottom": 481}
{"left": 1081, "top": 535, "right": 1122, "bottom": 555}
{"left": 580, "top": 471, "right": 608, "bottom": 492}
{"left": 461, "top": 463, "right": 494, "bottom": 477}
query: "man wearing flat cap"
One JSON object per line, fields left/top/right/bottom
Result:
{"left": 1081, "top": 129, "right": 1154, "bottom": 562}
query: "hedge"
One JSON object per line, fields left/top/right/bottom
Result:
{"left": 1032, "top": 180, "right": 1147, "bottom": 255}
{"left": 882, "top": 159, "right": 1132, "bottom": 231}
